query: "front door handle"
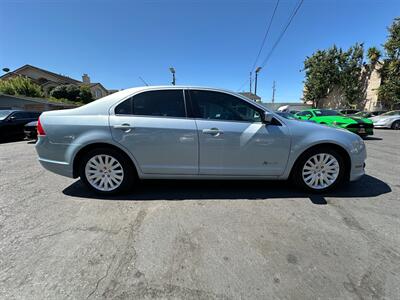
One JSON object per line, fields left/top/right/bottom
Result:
{"left": 202, "top": 128, "right": 223, "bottom": 136}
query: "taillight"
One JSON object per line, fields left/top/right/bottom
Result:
{"left": 37, "top": 117, "right": 46, "bottom": 136}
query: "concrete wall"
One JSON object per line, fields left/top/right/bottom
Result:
{"left": 0, "top": 95, "right": 77, "bottom": 111}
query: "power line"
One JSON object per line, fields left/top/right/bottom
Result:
{"left": 250, "top": 0, "right": 280, "bottom": 73}
{"left": 258, "top": 0, "right": 305, "bottom": 70}
{"left": 237, "top": 0, "right": 303, "bottom": 92}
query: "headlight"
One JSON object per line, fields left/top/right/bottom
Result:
{"left": 351, "top": 139, "right": 365, "bottom": 154}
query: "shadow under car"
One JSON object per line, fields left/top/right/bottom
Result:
{"left": 62, "top": 174, "right": 391, "bottom": 205}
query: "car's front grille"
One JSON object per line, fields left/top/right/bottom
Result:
{"left": 346, "top": 123, "right": 374, "bottom": 129}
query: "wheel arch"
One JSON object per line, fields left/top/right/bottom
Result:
{"left": 72, "top": 142, "right": 139, "bottom": 178}
{"left": 289, "top": 143, "right": 351, "bottom": 181}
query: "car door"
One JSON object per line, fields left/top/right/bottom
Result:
{"left": 109, "top": 89, "right": 198, "bottom": 175}
{"left": 187, "top": 89, "right": 291, "bottom": 176}
{"left": 6, "top": 112, "right": 31, "bottom": 138}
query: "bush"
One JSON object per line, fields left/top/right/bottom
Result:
{"left": 0, "top": 76, "right": 43, "bottom": 97}
{"left": 50, "top": 84, "right": 80, "bottom": 101}
{"left": 79, "top": 85, "right": 93, "bottom": 103}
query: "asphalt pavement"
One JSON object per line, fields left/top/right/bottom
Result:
{"left": 0, "top": 130, "right": 399, "bottom": 299}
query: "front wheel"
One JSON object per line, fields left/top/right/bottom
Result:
{"left": 391, "top": 120, "right": 400, "bottom": 130}
{"left": 79, "top": 148, "right": 135, "bottom": 195}
{"left": 292, "top": 148, "right": 346, "bottom": 193}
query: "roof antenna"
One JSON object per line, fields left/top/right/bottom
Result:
{"left": 138, "top": 76, "right": 149, "bottom": 86}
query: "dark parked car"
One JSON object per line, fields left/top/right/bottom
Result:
{"left": 24, "top": 121, "right": 38, "bottom": 140}
{"left": 0, "top": 110, "right": 41, "bottom": 141}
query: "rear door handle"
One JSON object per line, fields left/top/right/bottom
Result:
{"left": 202, "top": 128, "right": 223, "bottom": 135}
{"left": 113, "top": 123, "right": 132, "bottom": 129}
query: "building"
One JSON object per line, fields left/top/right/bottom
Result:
{"left": 0, "top": 65, "right": 110, "bottom": 100}
{"left": 0, "top": 93, "right": 79, "bottom": 111}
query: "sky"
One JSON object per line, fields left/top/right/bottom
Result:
{"left": 1, "top": 0, "right": 399, "bottom": 103}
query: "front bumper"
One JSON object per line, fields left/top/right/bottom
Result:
{"left": 345, "top": 126, "right": 374, "bottom": 136}
{"left": 349, "top": 146, "right": 367, "bottom": 182}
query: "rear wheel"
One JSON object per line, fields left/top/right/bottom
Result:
{"left": 292, "top": 147, "right": 346, "bottom": 193}
{"left": 79, "top": 148, "right": 135, "bottom": 195}
{"left": 391, "top": 120, "right": 400, "bottom": 130}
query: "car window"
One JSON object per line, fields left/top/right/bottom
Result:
{"left": 276, "top": 112, "right": 296, "bottom": 120}
{"left": 29, "top": 112, "right": 41, "bottom": 118}
{"left": 380, "top": 110, "right": 400, "bottom": 116}
{"left": 297, "top": 111, "right": 312, "bottom": 117}
{"left": 314, "top": 109, "right": 341, "bottom": 116}
{"left": 11, "top": 112, "right": 31, "bottom": 119}
{"left": 115, "top": 90, "right": 186, "bottom": 118}
{"left": 0, "top": 110, "right": 12, "bottom": 120}
{"left": 189, "top": 90, "right": 261, "bottom": 122}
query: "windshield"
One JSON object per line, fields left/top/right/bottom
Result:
{"left": 314, "top": 109, "right": 342, "bottom": 116}
{"left": 380, "top": 110, "right": 400, "bottom": 116}
{"left": 0, "top": 110, "right": 12, "bottom": 120}
{"left": 354, "top": 111, "right": 367, "bottom": 117}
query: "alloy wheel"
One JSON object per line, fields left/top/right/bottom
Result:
{"left": 84, "top": 154, "right": 124, "bottom": 191}
{"left": 302, "top": 153, "right": 340, "bottom": 190}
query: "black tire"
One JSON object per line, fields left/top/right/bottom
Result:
{"left": 391, "top": 120, "right": 400, "bottom": 130}
{"left": 292, "top": 147, "right": 347, "bottom": 193}
{"left": 79, "top": 147, "right": 136, "bottom": 195}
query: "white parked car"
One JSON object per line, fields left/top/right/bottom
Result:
{"left": 370, "top": 110, "right": 400, "bottom": 129}
{"left": 35, "top": 86, "right": 366, "bottom": 195}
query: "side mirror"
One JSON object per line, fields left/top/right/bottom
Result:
{"left": 8, "top": 116, "right": 16, "bottom": 122}
{"left": 306, "top": 114, "right": 312, "bottom": 119}
{"left": 262, "top": 112, "right": 274, "bottom": 124}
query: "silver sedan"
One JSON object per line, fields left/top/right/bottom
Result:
{"left": 370, "top": 110, "right": 400, "bottom": 129}
{"left": 35, "top": 86, "right": 366, "bottom": 194}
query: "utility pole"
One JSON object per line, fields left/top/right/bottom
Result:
{"left": 254, "top": 67, "right": 262, "bottom": 95}
{"left": 272, "top": 80, "right": 276, "bottom": 104}
{"left": 169, "top": 67, "right": 176, "bottom": 85}
{"left": 249, "top": 72, "right": 252, "bottom": 93}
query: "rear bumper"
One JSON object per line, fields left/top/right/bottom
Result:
{"left": 38, "top": 158, "right": 74, "bottom": 178}
{"left": 36, "top": 136, "right": 74, "bottom": 178}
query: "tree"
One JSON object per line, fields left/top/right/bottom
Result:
{"left": 50, "top": 84, "right": 80, "bottom": 101}
{"left": 0, "top": 76, "right": 43, "bottom": 97}
{"left": 337, "top": 43, "right": 365, "bottom": 106}
{"left": 79, "top": 85, "right": 93, "bottom": 103}
{"left": 303, "top": 44, "right": 365, "bottom": 107}
{"left": 379, "top": 17, "right": 400, "bottom": 109}
{"left": 303, "top": 46, "right": 340, "bottom": 107}
{"left": 367, "top": 46, "right": 382, "bottom": 65}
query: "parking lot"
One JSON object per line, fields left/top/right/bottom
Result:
{"left": 0, "top": 130, "right": 399, "bottom": 299}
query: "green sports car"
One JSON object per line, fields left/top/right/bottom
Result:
{"left": 294, "top": 109, "right": 374, "bottom": 136}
